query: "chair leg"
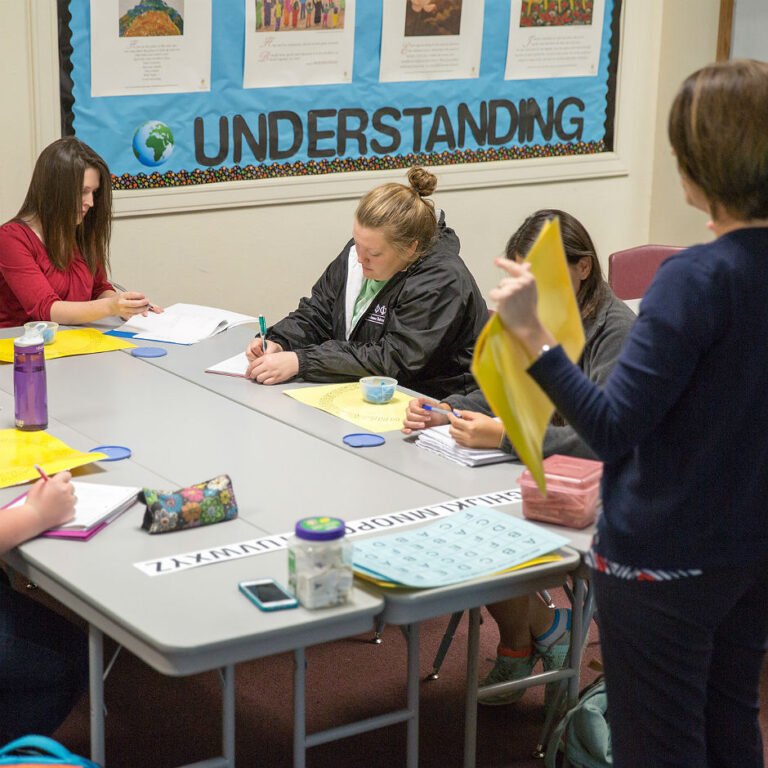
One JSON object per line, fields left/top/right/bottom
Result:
{"left": 369, "top": 613, "right": 385, "bottom": 644}
{"left": 425, "top": 611, "right": 464, "bottom": 681}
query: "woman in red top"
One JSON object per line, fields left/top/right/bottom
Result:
{"left": 0, "top": 137, "right": 161, "bottom": 328}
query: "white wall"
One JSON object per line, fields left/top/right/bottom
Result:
{"left": 0, "top": 0, "right": 720, "bottom": 320}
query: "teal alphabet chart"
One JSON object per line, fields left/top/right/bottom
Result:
{"left": 352, "top": 506, "right": 568, "bottom": 588}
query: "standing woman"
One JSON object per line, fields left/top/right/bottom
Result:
{"left": 491, "top": 60, "right": 768, "bottom": 767}
{"left": 0, "top": 137, "right": 160, "bottom": 328}
{"left": 245, "top": 166, "right": 487, "bottom": 400}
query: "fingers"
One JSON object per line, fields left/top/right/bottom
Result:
{"left": 245, "top": 339, "right": 263, "bottom": 362}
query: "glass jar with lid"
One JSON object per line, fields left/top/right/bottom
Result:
{"left": 287, "top": 516, "right": 354, "bottom": 609}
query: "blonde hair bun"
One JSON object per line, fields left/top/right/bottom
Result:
{"left": 407, "top": 166, "right": 438, "bottom": 198}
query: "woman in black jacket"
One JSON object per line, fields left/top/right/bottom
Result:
{"left": 245, "top": 167, "right": 487, "bottom": 400}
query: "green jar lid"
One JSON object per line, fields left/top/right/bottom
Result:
{"left": 295, "top": 516, "right": 346, "bottom": 541}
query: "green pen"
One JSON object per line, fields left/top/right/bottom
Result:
{"left": 258, "top": 314, "right": 268, "bottom": 353}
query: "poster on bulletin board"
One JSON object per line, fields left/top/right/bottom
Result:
{"left": 59, "top": 0, "right": 621, "bottom": 191}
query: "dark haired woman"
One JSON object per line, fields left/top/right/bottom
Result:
{"left": 244, "top": 166, "right": 487, "bottom": 400}
{"left": 403, "top": 209, "right": 635, "bottom": 704}
{"left": 491, "top": 60, "right": 768, "bottom": 767}
{"left": 403, "top": 209, "right": 635, "bottom": 457}
{"left": 0, "top": 137, "right": 160, "bottom": 328}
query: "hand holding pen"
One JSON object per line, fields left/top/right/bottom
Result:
{"left": 402, "top": 397, "right": 462, "bottom": 434}
{"left": 27, "top": 467, "right": 76, "bottom": 529}
{"left": 109, "top": 281, "right": 162, "bottom": 317}
{"left": 246, "top": 315, "right": 277, "bottom": 361}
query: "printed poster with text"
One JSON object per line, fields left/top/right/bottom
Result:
{"left": 243, "top": 0, "right": 357, "bottom": 88}
{"left": 380, "top": 0, "right": 484, "bottom": 82}
{"left": 90, "top": 0, "right": 212, "bottom": 97}
{"left": 506, "top": 0, "right": 605, "bottom": 80}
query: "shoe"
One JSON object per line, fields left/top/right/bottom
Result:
{"left": 536, "top": 609, "right": 571, "bottom": 711}
{"left": 478, "top": 652, "right": 535, "bottom": 706}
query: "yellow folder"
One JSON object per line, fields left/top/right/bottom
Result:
{"left": 472, "top": 218, "right": 585, "bottom": 492}
{"left": 0, "top": 329, "right": 135, "bottom": 363}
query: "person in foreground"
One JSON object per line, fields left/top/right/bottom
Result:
{"left": 0, "top": 137, "right": 161, "bottom": 328}
{"left": 0, "top": 472, "right": 88, "bottom": 742}
{"left": 403, "top": 209, "right": 635, "bottom": 705}
{"left": 490, "top": 59, "right": 768, "bottom": 768}
{"left": 244, "top": 166, "right": 487, "bottom": 400}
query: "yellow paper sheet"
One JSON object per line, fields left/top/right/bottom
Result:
{"left": 354, "top": 554, "right": 564, "bottom": 589}
{"left": 0, "top": 329, "right": 135, "bottom": 363}
{"left": 472, "top": 218, "right": 585, "bottom": 492}
{"left": 0, "top": 430, "right": 107, "bottom": 489}
{"left": 284, "top": 382, "right": 409, "bottom": 432}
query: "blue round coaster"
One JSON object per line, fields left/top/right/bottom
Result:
{"left": 90, "top": 445, "right": 132, "bottom": 461}
{"left": 343, "top": 433, "right": 385, "bottom": 448}
{"left": 131, "top": 346, "right": 167, "bottom": 358}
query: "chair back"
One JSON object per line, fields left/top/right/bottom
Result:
{"left": 607, "top": 245, "right": 683, "bottom": 300}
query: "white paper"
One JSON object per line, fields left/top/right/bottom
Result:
{"left": 205, "top": 352, "right": 250, "bottom": 378}
{"left": 116, "top": 303, "right": 258, "bottom": 345}
{"left": 9, "top": 482, "right": 139, "bottom": 530}
{"left": 416, "top": 424, "right": 513, "bottom": 467}
{"left": 244, "top": 0, "right": 356, "bottom": 88}
{"left": 380, "top": 0, "right": 483, "bottom": 83}
{"left": 505, "top": 0, "right": 605, "bottom": 80}
{"left": 91, "top": 0, "right": 212, "bottom": 97}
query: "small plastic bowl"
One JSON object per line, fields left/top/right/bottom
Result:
{"left": 360, "top": 376, "right": 398, "bottom": 404}
{"left": 24, "top": 321, "right": 59, "bottom": 345}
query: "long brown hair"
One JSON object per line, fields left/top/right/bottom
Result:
{"left": 15, "top": 137, "right": 112, "bottom": 274}
{"left": 355, "top": 166, "right": 438, "bottom": 265}
{"left": 505, "top": 209, "right": 606, "bottom": 320}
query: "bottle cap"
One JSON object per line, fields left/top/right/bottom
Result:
{"left": 294, "top": 516, "right": 346, "bottom": 541}
{"left": 15, "top": 323, "right": 45, "bottom": 347}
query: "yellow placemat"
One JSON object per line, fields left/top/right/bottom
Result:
{"left": 0, "top": 430, "right": 107, "bottom": 489}
{"left": 284, "top": 382, "right": 409, "bottom": 432}
{"left": 354, "top": 554, "right": 564, "bottom": 589}
{"left": 472, "top": 217, "right": 586, "bottom": 493}
{"left": 0, "top": 329, "right": 135, "bottom": 363}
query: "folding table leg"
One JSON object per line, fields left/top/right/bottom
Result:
{"left": 89, "top": 626, "right": 106, "bottom": 766}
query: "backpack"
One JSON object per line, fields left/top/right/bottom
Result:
{"left": 544, "top": 677, "right": 612, "bottom": 768}
{"left": 0, "top": 736, "right": 101, "bottom": 767}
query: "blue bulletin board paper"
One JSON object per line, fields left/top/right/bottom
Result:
{"left": 64, "top": 0, "right": 618, "bottom": 189}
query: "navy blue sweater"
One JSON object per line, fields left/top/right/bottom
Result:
{"left": 530, "top": 228, "right": 768, "bottom": 570}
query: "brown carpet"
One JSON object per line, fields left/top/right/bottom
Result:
{"left": 50, "top": 598, "right": 768, "bottom": 767}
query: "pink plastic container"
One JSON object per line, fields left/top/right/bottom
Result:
{"left": 519, "top": 455, "right": 603, "bottom": 529}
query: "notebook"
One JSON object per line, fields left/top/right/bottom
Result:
{"left": 415, "top": 423, "right": 514, "bottom": 467}
{"left": 4, "top": 481, "right": 141, "bottom": 541}
{"left": 112, "top": 303, "right": 258, "bottom": 345}
{"left": 205, "top": 351, "right": 249, "bottom": 377}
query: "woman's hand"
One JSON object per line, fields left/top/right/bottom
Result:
{"left": 107, "top": 291, "right": 162, "bottom": 319}
{"left": 402, "top": 396, "right": 449, "bottom": 434}
{"left": 26, "top": 472, "right": 76, "bottom": 530}
{"left": 245, "top": 337, "right": 282, "bottom": 362}
{"left": 246, "top": 350, "right": 298, "bottom": 384}
{"left": 447, "top": 411, "right": 504, "bottom": 449}
{"left": 489, "top": 258, "right": 554, "bottom": 358}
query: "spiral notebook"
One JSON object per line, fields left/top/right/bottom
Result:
{"left": 3, "top": 481, "right": 141, "bottom": 541}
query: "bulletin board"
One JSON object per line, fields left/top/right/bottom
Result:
{"left": 58, "top": 0, "right": 622, "bottom": 195}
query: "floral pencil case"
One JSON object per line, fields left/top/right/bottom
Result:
{"left": 140, "top": 474, "right": 238, "bottom": 534}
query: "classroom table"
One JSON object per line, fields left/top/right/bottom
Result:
{"left": 0, "top": 329, "right": 587, "bottom": 768}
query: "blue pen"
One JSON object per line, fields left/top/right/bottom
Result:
{"left": 258, "top": 314, "right": 268, "bottom": 353}
{"left": 422, "top": 403, "right": 462, "bottom": 419}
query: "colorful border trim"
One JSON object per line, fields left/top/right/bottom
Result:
{"left": 112, "top": 141, "right": 607, "bottom": 190}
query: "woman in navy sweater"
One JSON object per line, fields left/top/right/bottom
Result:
{"left": 490, "top": 59, "right": 768, "bottom": 768}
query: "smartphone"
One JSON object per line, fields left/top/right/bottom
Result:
{"left": 238, "top": 579, "right": 299, "bottom": 611}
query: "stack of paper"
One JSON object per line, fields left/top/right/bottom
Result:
{"left": 5, "top": 482, "right": 140, "bottom": 541}
{"left": 415, "top": 424, "right": 513, "bottom": 467}
{"left": 114, "top": 303, "right": 257, "bottom": 345}
{"left": 353, "top": 506, "right": 567, "bottom": 588}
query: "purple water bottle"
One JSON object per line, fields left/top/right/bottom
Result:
{"left": 14, "top": 324, "right": 48, "bottom": 431}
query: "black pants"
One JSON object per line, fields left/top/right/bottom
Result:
{"left": 592, "top": 561, "right": 768, "bottom": 768}
{"left": 0, "top": 579, "right": 88, "bottom": 742}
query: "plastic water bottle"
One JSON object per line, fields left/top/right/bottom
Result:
{"left": 14, "top": 324, "right": 48, "bottom": 431}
